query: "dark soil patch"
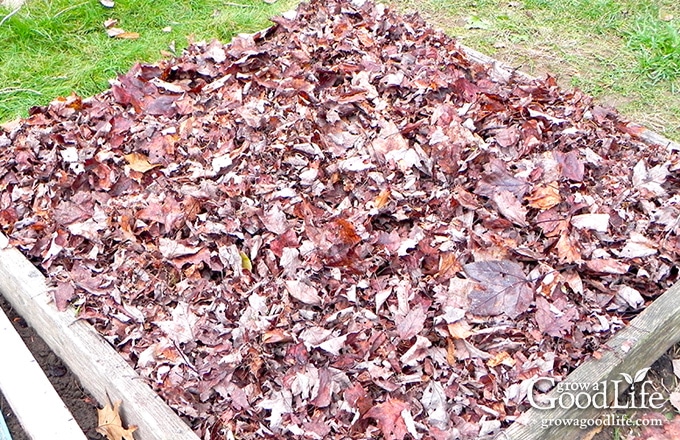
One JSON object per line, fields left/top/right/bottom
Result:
{"left": 0, "top": 294, "right": 101, "bottom": 440}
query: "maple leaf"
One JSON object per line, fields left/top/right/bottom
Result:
{"left": 96, "top": 400, "right": 137, "bottom": 440}
{"left": 364, "top": 398, "right": 410, "bottom": 440}
{"left": 632, "top": 159, "right": 668, "bottom": 197}
{"left": 157, "top": 302, "right": 197, "bottom": 344}
{"left": 463, "top": 260, "right": 533, "bottom": 318}
{"left": 257, "top": 390, "right": 293, "bottom": 429}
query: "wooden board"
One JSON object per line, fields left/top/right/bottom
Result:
{"left": 0, "top": 233, "right": 200, "bottom": 440}
{"left": 498, "top": 281, "right": 680, "bottom": 440}
{"left": 0, "top": 305, "right": 87, "bottom": 440}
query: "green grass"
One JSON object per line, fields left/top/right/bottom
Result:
{"left": 2, "top": 0, "right": 680, "bottom": 141}
{"left": 628, "top": 18, "right": 680, "bottom": 82}
{"left": 389, "top": 0, "right": 680, "bottom": 140}
{"left": 0, "top": 0, "right": 296, "bottom": 122}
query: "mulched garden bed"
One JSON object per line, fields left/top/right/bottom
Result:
{"left": 1, "top": 0, "right": 679, "bottom": 438}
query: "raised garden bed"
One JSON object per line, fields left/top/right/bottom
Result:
{"left": 1, "top": 0, "right": 680, "bottom": 439}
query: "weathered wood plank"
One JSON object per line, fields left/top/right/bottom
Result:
{"left": 0, "top": 233, "right": 200, "bottom": 440}
{"left": 450, "top": 41, "right": 680, "bottom": 440}
{"left": 498, "top": 281, "right": 680, "bottom": 440}
{"left": 0, "top": 305, "right": 87, "bottom": 440}
{"left": 0, "top": 410, "right": 11, "bottom": 440}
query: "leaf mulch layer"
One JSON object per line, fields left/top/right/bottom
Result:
{"left": 1, "top": 0, "right": 680, "bottom": 438}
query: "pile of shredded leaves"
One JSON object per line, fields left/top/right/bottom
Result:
{"left": 1, "top": 0, "right": 680, "bottom": 438}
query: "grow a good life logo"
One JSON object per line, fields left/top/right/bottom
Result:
{"left": 528, "top": 367, "right": 665, "bottom": 411}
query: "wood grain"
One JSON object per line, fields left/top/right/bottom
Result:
{"left": 0, "top": 233, "right": 200, "bottom": 440}
{"left": 0, "top": 305, "right": 87, "bottom": 440}
{"left": 497, "top": 281, "right": 680, "bottom": 440}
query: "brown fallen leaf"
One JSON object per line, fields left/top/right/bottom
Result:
{"left": 115, "top": 32, "right": 141, "bottom": 40}
{"left": 535, "top": 296, "right": 577, "bottom": 337}
{"left": 447, "top": 320, "right": 472, "bottom": 339}
{"left": 373, "top": 188, "right": 391, "bottom": 208}
{"left": 364, "top": 398, "right": 409, "bottom": 440}
{"left": 262, "top": 328, "right": 294, "bottom": 344}
{"left": 396, "top": 305, "right": 426, "bottom": 340}
{"left": 97, "top": 400, "right": 137, "bottom": 440}
{"left": 124, "top": 152, "right": 160, "bottom": 173}
{"left": 659, "top": 8, "right": 674, "bottom": 21}
{"left": 585, "top": 258, "right": 630, "bottom": 274}
{"left": 555, "top": 233, "right": 581, "bottom": 263}
{"left": 491, "top": 189, "right": 528, "bottom": 226}
{"left": 436, "top": 252, "right": 461, "bottom": 281}
{"left": 285, "top": 279, "right": 322, "bottom": 305}
{"left": 106, "top": 28, "right": 140, "bottom": 39}
{"left": 106, "top": 27, "right": 125, "bottom": 37}
{"left": 487, "top": 351, "right": 513, "bottom": 368}
{"left": 526, "top": 182, "right": 561, "bottom": 210}
{"left": 463, "top": 260, "right": 533, "bottom": 318}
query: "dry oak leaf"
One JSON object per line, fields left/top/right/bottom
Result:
{"left": 97, "top": 400, "right": 137, "bottom": 440}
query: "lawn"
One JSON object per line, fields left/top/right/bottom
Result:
{"left": 0, "top": 0, "right": 297, "bottom": 122}
{"left": 1, "top": 0, "right": 679, "bottom": 139}
{"left": 389, "top": 0, "right": 680, "bottom": 140}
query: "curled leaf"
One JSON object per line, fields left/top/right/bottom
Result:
{"left": 96, "top": 400, "right": 137, "bottom": 440}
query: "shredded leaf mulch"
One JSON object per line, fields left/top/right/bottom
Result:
{"left": 1, "top": 0, "right": 680, "bottom": 438}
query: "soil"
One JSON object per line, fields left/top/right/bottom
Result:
{"left": 0, "top": 294, "right": 101, "bottom": 440}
